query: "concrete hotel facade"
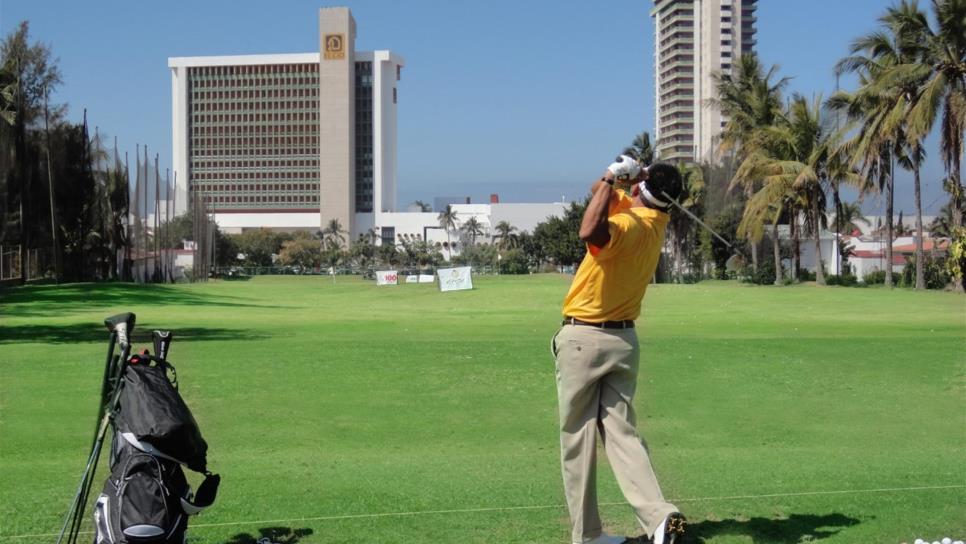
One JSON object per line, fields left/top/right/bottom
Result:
{"left": 651, "top": 0, "right": 757, "bottom": 164}
{"left": 169, "top": 7, "right": 403, "bottom": 238}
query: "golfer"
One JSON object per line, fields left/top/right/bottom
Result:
{"left": 552, "top": 158, "right": 685, "bottom": 544}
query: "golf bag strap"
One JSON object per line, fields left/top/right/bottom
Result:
{"left": 180, "top": 473, "right": 220, "bottom": 515}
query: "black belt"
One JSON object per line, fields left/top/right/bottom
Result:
{"left": 562, "top": 317, "right": 635, "bottom": 329}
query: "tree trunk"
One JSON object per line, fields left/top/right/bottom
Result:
{"left": 673, "top": 238, "right": 682, "bottom": 282}
{"left": 750, "top": 238, "right": 759, "bottom": 274}
{"left": 951, "top": 155, "right": 964, "bottom": 293}
{"left": 772, "top": 221, "right": 782, "bottom": 286}
{"left": 885, "top": 168, "right": 894, "bottom": 288}
{"left": 913, "top": 160, "right": 925, "bottom": 290}
{"left": 833, "top": 183, "right": 842, "bottom": 276}
{"left": 746, "top": 184, "right": 758, "bottom": 273}
{"left": 791, "top": 215, "right": 800, "bottom": 282}
{"left": 812, "top": 196, "right": 825, "bottom": 285}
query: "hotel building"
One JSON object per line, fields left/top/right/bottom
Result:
{"left": 651, "top": 0, "right": 757, "bottom": 164}
{"left": 169, "top": 7, "right": 403, "bottom": 239}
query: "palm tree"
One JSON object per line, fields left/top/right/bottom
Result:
{"left": 836, "top": 0, "right": 938, "bottom": 288}
{"left": 833, "top": 16, "right": 915, "bottom": 289}
{"left": 413, "top": 200, "right": 432, "bottom": 212}
{"left": 622, "top": 132, "right": 654, "bottom": 166}
{"left": 437, "top": 205, "right": 458, "bottom": 260}
{"left": 711, "top": 54, "right": 790, "bottom": 273}
{"left": 666, "top": 164, "right": 705, "bottom": 281}
{"left": 834, "top": 201, "right": 872, "bottom": 235}
{"left": 878, "top": 0, "right": 966, "bottom": 290}
{"left": 321, "top": 218, "right": 346, "bottom": 248}
{"left": 461, "top": 216, "right": 484, "bottom": 246}
{"left": 492, "top": 220, "right": 517, "bottom": 250}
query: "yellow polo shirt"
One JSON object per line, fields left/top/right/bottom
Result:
{"left": 561, "top": 206, "right": 668, "bottom": 322}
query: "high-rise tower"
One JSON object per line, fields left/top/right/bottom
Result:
{"left": 651, "top": 0, "right": 757, "bottom": 164}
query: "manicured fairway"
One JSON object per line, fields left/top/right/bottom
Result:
{"left": 1, "top": 276, "right": 963, "bottom": 544}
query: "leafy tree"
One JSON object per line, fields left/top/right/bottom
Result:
{"left": 233, "top": 228, "right": 282, "bottom": 267}
{"left": 277, "top": 232, "right": 321, "bottom": 272}
{"left": 531, "top": 199, "right": 587, "bottom": 270}
{"left": 350, "top": 229, "right": 378, "bottom": 274}
{"left": 498, "top": 248, "right": 530, "bottom": 274}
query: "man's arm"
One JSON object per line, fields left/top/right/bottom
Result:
{"left": 579, "top": 172, "right": 615, "bottom": 248}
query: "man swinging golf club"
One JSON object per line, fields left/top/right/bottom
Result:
{"left": 553, "top": 156, "right": 686, "bottom": 544}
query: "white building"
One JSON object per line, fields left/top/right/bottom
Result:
{"left": 651, "top": 0, "right": 758, "bottom": 164}
{"left": 169, "top": 8, "right": 403, "bottom": 240}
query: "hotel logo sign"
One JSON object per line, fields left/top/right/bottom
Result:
{"left": 324, "top": 34, "right": 345, "bottom": 60}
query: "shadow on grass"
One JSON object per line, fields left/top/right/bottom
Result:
{"left": 225, "top": 527, "right": 314, "bottom": 544}
{"left": 0, "top": 323, "right": 271, "bottom": 345}
{"left": 677, "top": 512, "right": 860, "bottom": 543}
{"left": 0, "top": 282, "right": 287, "bottom": 318}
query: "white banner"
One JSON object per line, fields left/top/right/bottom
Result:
{"left": 418, "top": 274, "right": 435, "bottom": 284}
{"left": 376, "top": 270, "right": 398, "bottom": 286}
{"left": 405, "top": 275, "right": 419, "bottom": 283}
{"left": 437, "top": 267, "right": 473, "bottom": 292}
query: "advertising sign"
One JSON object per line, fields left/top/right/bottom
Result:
{"left": 437, "top": 267, "right": 473, "bottom": 292}
{"left": 418, "top": 274, "right": 435, "bottom": 284}
{"left": 405, "top": 275, "right": 419, "bottom": 284}
{"left": 376, "top": 270, "right": 398, "bottom": 286}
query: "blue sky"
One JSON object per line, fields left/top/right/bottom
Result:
{"left": 0, "top": 0, "right": 953, "bottom": 215}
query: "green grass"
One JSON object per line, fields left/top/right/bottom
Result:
{"left": 0, "top": 276, "right": 964, "bottom": 544}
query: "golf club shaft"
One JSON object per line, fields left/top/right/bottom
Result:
{"left": 57, "top": 332, "right": 131, "bottom": 544}
{"left": 660, "top": 191, "right": 733, "bottom": 248}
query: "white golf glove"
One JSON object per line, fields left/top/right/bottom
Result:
{"left": 607, "top": 155, "right": 642, "bottom": 181}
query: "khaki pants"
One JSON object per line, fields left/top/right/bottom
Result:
{"left": 552, "top": 324, "right": 677, "bottom": 544}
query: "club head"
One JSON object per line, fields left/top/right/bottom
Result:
{"left": 104, "top": 313, "right": 136, "bottom": 346}
{"left": 153, "top": 330, "right": 173, "bottom": 360}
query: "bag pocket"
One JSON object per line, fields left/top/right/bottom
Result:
{"left": 116, "top": 453, "right": 183, "bottom": 542}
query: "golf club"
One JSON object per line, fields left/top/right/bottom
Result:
{"left": 56, "top": 313, "right": 136, "bottom": 544}
{"left": 659, "top": 190, "right": 733, "bottom": 249}
{"left": 153, "top": 330, "right": 173, "bottom": 361}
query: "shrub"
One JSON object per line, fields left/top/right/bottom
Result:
{"left": 901, "top": 255, "right": 951, "bottom": 289}
{"left": 826, "top": 274, "right": 859, "bottom": 287}
{"left": 863, "top": 270, "right": 886, "bottom": 285}
{"left": 498, "top": 249, "right": 530, "bottom": 274}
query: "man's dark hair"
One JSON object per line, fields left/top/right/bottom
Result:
{"left": 646, "top": 163, "right": 683, "bottom": 204}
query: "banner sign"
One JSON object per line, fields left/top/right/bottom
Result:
{"left": 437, "top": 267, "right": 473, "bottom": 292}
{"left": 376, "top": 270, "right": 398, "bottom": 286}
{"left": 418, "top": 274, "right": 435, "bottom": 284}
{"left": 405, "top": 275, "right": 419, "bottom": 283}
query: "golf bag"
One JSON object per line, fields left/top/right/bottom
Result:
{"left": 93, "top": 354, "right": 219, "bottom": 544}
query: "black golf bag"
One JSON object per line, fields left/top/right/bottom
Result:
{"left": 93, "top": 355, "right": 219, "bottom": 544}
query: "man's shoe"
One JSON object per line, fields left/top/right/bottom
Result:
{"left": 579, "top": 534, "right": 628, "bottom": 544}
{"left": 653, "top": 512, "right": 686, "bottom": 544}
